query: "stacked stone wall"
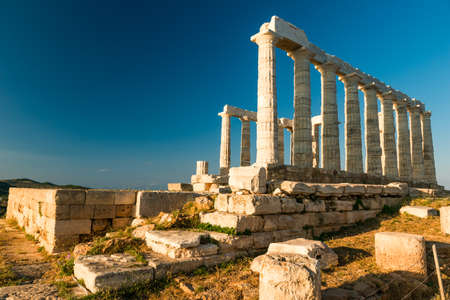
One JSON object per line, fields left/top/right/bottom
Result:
{"left": 6, "top": 188, "right": 199, "bottom": 253}
{"left": 200, "top": 182, "right": 407, "bottom": 252}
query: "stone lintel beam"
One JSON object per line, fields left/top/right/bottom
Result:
{"left": 221, "top": 105, "right": 257, "bottom": 122}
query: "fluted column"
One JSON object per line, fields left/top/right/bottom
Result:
{"left": 393, "top": 99, "right": 412, "bottom": 180}
{"left": 379, "top": 91, "right": 398, "bottom": 177}
{"left": 421, "top": 111, "right": 437, "bottom": 184}
{"left": 240, "top": 116, "right": 251, "bottom": 166}
{"left": 315, "top": 62, "right": 340, "bottom": 170}
{"left": 312, "top": 124, "right": 320, "bottom": 168}
{"left": 218, "top": 112, "right": 231, "bottom": 175}
{"left": 286, "top": 128, "right": 293, "bottom": 165}
{"left": 340, "top": 73, "right": 363, "bottom": 173}
{"left": 360, "top": 84, "right": 382, "bottom": 175}
{"left": 408, "top": 102, "right": 425, "bottom": 181}
{"left": 252, "top": 31, "right": 279, "bottom": 165}
{"left": 278, "top": 122, "right": 284, "bottom": 165}
{"left": 288, "top": 48, "right": 313, "bottom": 168}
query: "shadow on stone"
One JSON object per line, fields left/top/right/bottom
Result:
{"left": 331, "top": 246, "right": 371, "bottom": 266}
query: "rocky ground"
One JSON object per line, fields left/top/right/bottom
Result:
{"left": 0, "top": 196, "right": 449, "bottom": 299}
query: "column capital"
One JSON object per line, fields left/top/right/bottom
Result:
{"left": 338, "top": 72, "right": 361, "bottom": 86}
{"left": 287, "top": 47, "right": 314, "bottom": 61}
{"left": 359, "top": 82, "right": 377, "bottom": 92}
{"left": 378, "top": 90, "right": 396, "bottom": 101}
{"left": 218, "top": 112, "right": 230, "bottom": 118}
{"left": 251, "top": 30, "right": 280, "bottom": 46}
{"left": 314, "top": 61, "right": 339, "bottom": 74}
{"left": 422, "top": 110, "right": 432, "bottom": 117}
{"left": 239, "top": 115, "right": 250, "bottom": 122}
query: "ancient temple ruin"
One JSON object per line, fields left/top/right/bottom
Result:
{"left": 199, "top": 16, "right": 438, "bottom": 191}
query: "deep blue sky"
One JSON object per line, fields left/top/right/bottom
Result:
{"left": 0, "top": 0, "right": 449, "bottom": 189}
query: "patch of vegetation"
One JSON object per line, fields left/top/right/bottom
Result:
{"left": 78, "top": 277, "right": 173, "bottom": 300}
{"left": 0, "top": 262, "right": 27, "bottom": 287}
{"left": 54, "top": 280, "right": 78, "bottom": 299}
{"left": 86, "top": 235, "right": 147, "bottom": 263}
{"left": 194, "top": 222, "right": 237, "bottom": 235}
{"left": 57, "top": 255, "right": 75, "bottom": 276}
{"left": 25, "top": 233, "right": 37, "bottom": 242}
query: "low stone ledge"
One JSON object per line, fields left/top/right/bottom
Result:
{"left": 167, "top": 183, "right": 193, "bottom": 192}
{"left": 200, "top": 211, "right": 264, "bottom": 233}
{"left": 440, "top": 207, "right": 450, "bottom": 234}
{"left": 74, "top": 254, "right": 154, "bottom": 293}
{"left": 400, "top": 206, "right": 438, "bottom": 218}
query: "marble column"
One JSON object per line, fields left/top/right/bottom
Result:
{"left": 360, "top": 84, "right": 382, "bottom": 175}
{"left": 278, "top": 122, "right": 284, "bottom": 165}
{"left": 340, "top": 73, "right": 363, "bottom": 173}
{"left": 315, "top": 62, "right": 340, "bottom": 170}
{"left": 379, "top": 91, "right": 399, "bottom": 177}
{"left": 393, "top": 99, "right": 412, "bottom": 180}
{"left": 286, "top": 128, "right": 293, "bottom": 165}
{"left": 288, "top": 48, "right": 313, "bottom": 168}
{"left": 421, "top": 111, "right": 437, "bottom": 184}
{"left": 408, "top": 102, "right": 425, "bottom": 181}
{"left": 196, "top": 161, "right": 208, "bottom": 175}
{"left": 240, "top": 116, "right": 251, "bottom": 166}
{"left": 218, "top": 112, "right": 231, "bottom": 175}
{"left": 312, "top": 124, "right": 320, "bottom": 168}
{"left": 252, "top": 31, "right": 279, "bottom": 165}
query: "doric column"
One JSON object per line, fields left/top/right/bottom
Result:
{"left": 379, "top": 91, "right": 399, "bottom": 177}
{"left": 278, "top": 121, "right": 284, "bottom": 165}
{"left": 340, "top": 73, "right": 363, "bottom": 173}
{"left": 360, "top": 84, "right": 382, "bottom": 175}
{"left": 218, "top": 112, "right": 231, "bottom": 175}
{"left": 286, "top": 128, "right": 294, "bottom": 165}
{"left": 393, "top": 99, "right": 412, "bottom": 180}
{"left": 421, "top": 111, "right": 437, "bottom": 184}
{"left": 408, "top": 102, "right": 425, "bottom": 181}
{"left": 312, "top": 124, "right": 320, "bottom": 168}
{"left": 287, "top": 48, "right": 313, "bottom": 168}
{"left": 196, "top": 161, "right": 208, "bottom": 175}
{"left": 315, "top": 62, "right": 340, "bottom": 170}
{"left": 240, "top": 116, "right": 251, "bottom": 166}
{"left": 252, "top": 31, "right": 279, "bottom": 165}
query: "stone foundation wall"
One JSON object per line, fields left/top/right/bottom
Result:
{"left": 6, "top": 188, "right": 199, "bottom": 253}
{"left": 265, "top": 165, "right": 438, "bottom": 189}
{"left": 200, "top": 182, "right": 408, "bottom": 252}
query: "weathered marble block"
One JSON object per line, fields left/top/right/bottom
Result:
{"left": 440, "top": 207, "right": 450, "bottom": 234}
{"left": 200, "top": 211, "right": 264, "bottom": 233}
{"left": 228, "top": 165, "right": 267, "bottom": 193}
{"left": 400, "top": 206, "right": 438, "bottom": 218}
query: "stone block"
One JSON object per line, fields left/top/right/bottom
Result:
{"left": 115, "top": 205, "right": 134, "bottom": 217}
{"left": 208, "top": 231, "right": 254, "bottom": 252}
{"left": 280, "top": 197, "right": 304, "bottom": 213}
{"left": 382, "top": 186, "right": 403, "bottom": 196}
{"left": 114, "top": 191, "right": 136, "bottom": 205}
{"left": 167, "top": 183, "right": 193, "bottom": 192}
{"left": 400, "top": 206, "right": 438, "bottom": 218}
{"left": 214, "top": 194, "right": 230, "bottom": 212}
{"left": 49, "top": 219, "right": 92, "bottom": 235}
{"left": 329, "top": 200, "right": 354, "bottom": 211}
{"left": 86, "top": 190, "right": 115, "bottom": 205}
{"left": 227, "top": 194, "right": 281, "bottom": 215}
{"left": 256, "top": 254, "right": 321, "bottom": 300}
{"left": 341, "top": 184, "right": 365, "bottom": 196}
{"left": 387, "top": 182, "right": 409, "bottom": 196}
{"left": 253, "top": 232, "right": 274, "bottom": 249}
{"left": 132, "top": 224, "right": 155, "bottom": 239}
{"left": 440, "top": 207, "right": 450, "bottom": 234}
{"left": 93, "top": 205, "right": 115, "bottom": 219}
{"left": 70, "top": 205, "right": 94, "bottom": 219}
{"left": 200, "top": 211, "right": 264, "bottom": 233}
{"left": 190, "top": 174, "right": 218, "bottom": 184}
{"left": 375, "top": 232, "right": 427, "bottom": 276}
{"left": 362, "top": 198, "right": 383, "bottom": 210}
{"left": 74, "top": 254, "right": 154, "bottom": 293}
{"left": 278, "top": 181, "right": 315, "bottom": 195}
{"left": 54, "top": 189, "right": 86, "bottom": 205}
{"left": 193, "top": 183, "right": 212, "bottom": 192}
{"left": 344, "top": 210, "right": 378, "bottom": 224}
{"left": 39, "top": 203, "right": 70, "bottom": 220}
{"left": 365, "top": 184, "right": 383, "bottom": 195}
{"left": 228, "top": 165, "right": 267, "bottom": 193}
{"left": 92, "top": 219, "right": 110, "bottom": 232}
{"left": 314, "top": 184, "right": 344, "bottom": 197}
{"left": 112, "top": 218, "right": 131, "bottom": 229}
{"left": 148, "top": 241, "right": 218, "bottom": 259}
{"left": 136, "top": 191, "right": 195, "bottom": 218}
{"left": 304, "top": 199, "right": 326, "bottom": 212}
{"left": 145, "top": 230, "right": 208, "bottom": 249}
{"left": 382, "top": 197, "right": 402, "bottom": 207}
{"left": 267, "top": 238, "right": 338, "bottom": 269}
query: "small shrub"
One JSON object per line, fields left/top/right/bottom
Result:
{"left": 58, "top": 255, "right": 75, "bottom": 276}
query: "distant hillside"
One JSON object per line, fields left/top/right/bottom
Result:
{"left": 0, "top": 178, "right": 88, "bottom": 197}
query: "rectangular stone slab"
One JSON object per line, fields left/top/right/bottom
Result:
{"left": 145, "top": 230, "right": 208, "bottom": 249}
{"left": 399, "top": 206, "right": 438, "bottom": 218}
{"left": 74, "top": 254, "right": 154, "bottom": 293}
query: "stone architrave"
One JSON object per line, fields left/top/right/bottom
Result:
{"left": 379, "top": 91, "right": 398, "bottom": 177}
{"left": 218, "top": 112, "right": 231, "bottom": 175}
{"left": 251, "top": 30, "right": 279, "bottom": 166}
{"left": 421, "top": 111, "right": 437, "bottom": 183}
{"left": 240, "top": 116, "right": 251, "bottom": 166}
{"left": 394, "top": 99, "right": 412, "bottom": 180}
{"left": 340, "top": 73, "right": 363, "bottom": 173}
{"left": 287, "top": 48, "right": 313, "bottom": 168}
{"left": 408, "top": 102, "right": 425, "bottom": 182}
{"left": 360, "top": 84, "right": 382, "bottom": 175}
{"left": 315, "top": 62, "right": 340, "bottom": 170}
{"left": 278, "top": 121, "right": 284, "bottom": 165}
